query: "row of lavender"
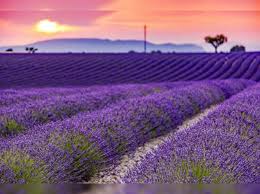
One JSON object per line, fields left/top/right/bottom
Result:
{"left": 0, "top": 85, "right": 112, "bottom": 107}
{"left": 0, "top": 53, "right": 259, "bottom": 87}
{"left": 0, "top": 82, "right": 192, "bottom": 136}
{"left": 123, "top": 83, "right": 260, "bottom": 183}
{"left": 0, "top": 80, "right": 251, "bottom": 183}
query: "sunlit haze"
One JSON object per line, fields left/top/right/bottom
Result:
{"left": 35, "top": 19, "right": 76, "bottom": 34}
{"left": 0, "top": 0, "right": 259, "bottom": 51}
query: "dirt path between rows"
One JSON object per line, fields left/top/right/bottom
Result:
{"left": 88, "top": 104, "right": 219, "bottom": 184}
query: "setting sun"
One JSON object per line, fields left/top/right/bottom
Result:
{"left": 35, "top": 19, "right": 73, "bottom": 34}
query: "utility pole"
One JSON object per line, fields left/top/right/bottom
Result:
{"left": 144, "top": 25, "right": 147, "bottom": 53}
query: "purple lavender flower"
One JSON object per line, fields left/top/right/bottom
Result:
{"left": 0, "top": 80, "right": 252, "bottom": 183}
{"left": 0, "top": 83, "right": 188, "bottom": 136}
{"left": 123, "top": 84, "right": 260, "bottom": 183}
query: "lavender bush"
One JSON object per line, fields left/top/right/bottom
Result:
{"left": 0, "top": 83, "right": 188, "bottom": 136}
{"left": 123, "top": 83, "right": 260, "bottom": 183}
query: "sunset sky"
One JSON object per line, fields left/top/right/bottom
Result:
{"left": 0, "top": 0, "right": 260, "bottom": 51}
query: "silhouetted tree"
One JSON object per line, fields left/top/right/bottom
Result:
{"left": 31, "top": 48, "right": 38, "bottom": 53}
{"left": 26, "top": 47, "right": 38, "bottom": 53}
{"left": 230, "top": 45, "right": 246, "bottom": 52}
{"left": 6, "top": 48, "right": 13, "bottom": 52}
{"left": 151, "top": 50, "right": 162, "bottom": 54}
{"left": 205, "top": 34, "right": 228, "bottom": 53}
{"left": 128, "top": 50, "right": 136, "bottom": 54}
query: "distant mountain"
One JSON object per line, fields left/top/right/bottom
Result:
{"left": 0, "top": 38, "right": 205, "bottom": 53}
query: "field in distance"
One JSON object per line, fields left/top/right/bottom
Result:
{"left": 0, "top": 52, "right": 259, "bottom": 88}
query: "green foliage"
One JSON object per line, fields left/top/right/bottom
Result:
{"left": 174, "top": 160, "right": 235, "bottom": 183}
{"left": 1, "top": 119, "right": 24, "bottom": 136}
{"left": 49, "top": 131, "right": 105, "bottom": 178}
{"left": 0, "top": 150, "right": 46, "bottom": 183}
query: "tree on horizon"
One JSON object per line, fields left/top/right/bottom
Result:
{"left": 25, "top": 47, "right": 38, "bottom": 53}
{"left": 6, "top": 48, "right": 13, "bottom": 52}
{"left": 205, "top": 34, "right": 228, "bottom": 53}
{"left": 230, "top": 45, "right": 246, "bottom": 52}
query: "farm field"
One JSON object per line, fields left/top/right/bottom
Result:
{"left": 0, "top": 52, "right": 260, "bottom": 88}
{"left": 0, "top": 53, "right": 259, "bottom": 184}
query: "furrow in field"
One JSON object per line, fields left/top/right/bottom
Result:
{"left": 88, "top": 104, "right": 219, "bottom": 183}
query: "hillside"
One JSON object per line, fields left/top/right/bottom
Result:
{"left": 0, "top": 52, "right": 259, "bottom": 88}
{"left": 0, "top": 38, "right": 204, "bottom": 53}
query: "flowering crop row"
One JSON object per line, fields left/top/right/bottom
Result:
{"left": 0, "top": 79, "right": 253, "bottom": 183}
{"left": 0, "top": 85, "right": 117, "bottom": 107}
{"left": 122, "top": 83, "right": 260, "bottom": 183}
{"left": 0, "top": 82, "right": 191, "bottom": 136}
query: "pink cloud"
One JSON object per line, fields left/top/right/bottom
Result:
{"left": 0, "top": 0, "right": 113, "bottom": 10}
{"left": 104, "top": 0, "right": 260, "bottom": 11}
{"left": 0, "top": 10, "right": 114, "bottom": 25}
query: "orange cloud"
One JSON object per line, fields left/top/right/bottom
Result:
{"left": 103, "top": 0, "right": 260, "bottom": 11}
{"left": 0, "top": 0, "right": 113, "bottom": 10}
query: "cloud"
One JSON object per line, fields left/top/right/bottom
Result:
{"left": 0, "top": 10, "right": 114, "bottom": 26}
{"left": 103, "top": 0, "right": 260, "bottom": 11}
{"left": 0, "top": 0, "right": 113, "bottom": 10}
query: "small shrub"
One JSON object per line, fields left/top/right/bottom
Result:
{"left": 49, "top": 131, "right": 105, "bottom": 181}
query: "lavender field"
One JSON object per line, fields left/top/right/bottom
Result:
{"left": 1, "top": 52, "right": 260, "bottom": 88}
{"left": 0, "top": 53, "right": 259, "bottom": 184}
